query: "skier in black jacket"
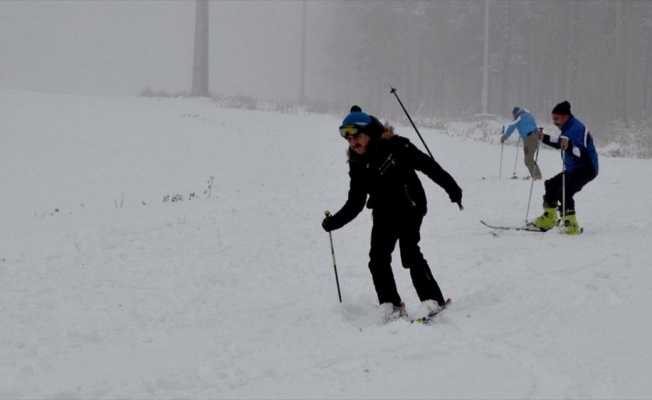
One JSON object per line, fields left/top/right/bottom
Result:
{"left": 322, "top": 106, "right": 462, "bottom": 321}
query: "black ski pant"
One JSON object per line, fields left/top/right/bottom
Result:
{"left": 543, "top": 167, "right": 596, "bottom": 213}
{"left": 368, "top": 210, "right": 446, "bottom": 307}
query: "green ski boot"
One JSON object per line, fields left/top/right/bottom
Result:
{"left": 560, "top": 213, "right": 582, "bottom": 235}
{"left": 532, "top": 207, "right": 558, "bottom": 231}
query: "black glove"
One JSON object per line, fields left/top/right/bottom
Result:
{"left": 448, "top": 187, "right": 462, "bottom": 204}
{"left": 322, "top": 216, "right": 335, "bottom": 232}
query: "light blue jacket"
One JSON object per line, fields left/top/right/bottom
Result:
{"left": 503, "top": 108, "right": 538, "bottom": 141}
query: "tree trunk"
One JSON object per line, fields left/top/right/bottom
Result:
{"left": 642, "top": 29, "right": 652, "bottom": 121}
{"left": 415, "top": 30, "right": 426, "bottom": 110}
{"left": 481, "top": 0, "right": 489, "bottom": 114}
{"left": 615, "top": 0, "right": 628, "bottom": 125}
{"left": 192, "top": 0, "right": 209, "bottom": 97}
{"left": 556, "top": 0, "right": 571, "bottom": 101}
{"left": 524, "top": 25, "right": 534, "bottom": 111}
{"left": 433, "top": 1, "right": 449, "bottom": 115}
{"left": 539, "top": 2, "right": 556, "bottom": 116}
{"left": 298, "top": 0, "right": 307, "bottom": 104}
{"left": 569, "top": 0, "right": 580, "bottom": 102}
{"left": 499, "top": 1, "right": 511, "bottom": 116}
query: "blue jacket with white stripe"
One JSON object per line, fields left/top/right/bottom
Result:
{"left": 543, "top": 116, "right": 599, "bottom": 176}
{"left": 503, "top": 108, "right": 538, "bottom": 141}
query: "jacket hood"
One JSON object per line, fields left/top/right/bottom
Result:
{"left": 514, "top": 107, "right": 532, "bottom": 118}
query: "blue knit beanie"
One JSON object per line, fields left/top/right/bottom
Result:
{"left": 340, "top": 105, "right": 386, "bottom": 139}
{"left": 341, "top": 110, "right": 371, "bottom": 128}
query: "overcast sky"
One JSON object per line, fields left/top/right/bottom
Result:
{"left": 0, "top": 0, "right": 333, "bottom": 101}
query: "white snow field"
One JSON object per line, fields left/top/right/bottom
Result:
{"left": 1, "top": 88, "right": 651, "bottom": 399}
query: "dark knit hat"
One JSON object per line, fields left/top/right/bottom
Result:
{"left": 552, "top": 101, "right": 572, "bottom": 116}
{"left": 512, "top": 107, "right": 521, "bottom": 118}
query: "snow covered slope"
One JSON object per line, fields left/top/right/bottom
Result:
{"left": 1, "top": 89, "right": 651, "bottom": 399}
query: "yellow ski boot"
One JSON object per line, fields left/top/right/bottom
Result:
{"left": 560, "top": 213, "right": 582, "bottom": 235}
{"left": 531, "top": 207, "right": 558, "bottom": 231}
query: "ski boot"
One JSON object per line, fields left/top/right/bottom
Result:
{"left": 559, "top": 212, "right": 582, "bottom": 235}
{"left": 412, "top": 300, "right": 442, "bottom": 321}
{"left": 380, "top": 302, "right": 408, "bottom": 323}
{"left": 411, "top": 299, "right": 451, "bottom": 324}
{"left": 529, "top": 207, "right": 558, "bottom": 231}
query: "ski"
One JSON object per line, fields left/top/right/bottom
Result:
{"left": 482, "top": 220, "right": 584, "bottom": 235}
{"left": 480, "top": 220, "right": 548, "bottom": 233}
{"left": 411, "top": 298, "right": 451, "bottom": 325}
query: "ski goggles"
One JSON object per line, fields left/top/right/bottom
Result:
{"left": 339, "top": 124, "right": 365, "bottom": 138}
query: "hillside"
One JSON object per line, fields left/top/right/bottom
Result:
{"left": 1, "top": 89, "right": 651, "bottom": 399}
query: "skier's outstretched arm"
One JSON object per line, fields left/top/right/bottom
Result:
{"left": 404, "top": 140, "right": 462, "bottom": 205}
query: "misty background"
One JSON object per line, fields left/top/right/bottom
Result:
{"left": 1, "top": 0, "right": 651, "bottom": 152}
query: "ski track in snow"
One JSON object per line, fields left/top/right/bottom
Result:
{"left": 1, "top": 89, "right": 651, "bottom": 399}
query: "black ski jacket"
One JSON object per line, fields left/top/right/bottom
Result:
{"left": 328, "top": 128, "right": 462, "bottom": 230}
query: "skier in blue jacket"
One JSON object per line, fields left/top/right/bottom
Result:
{"left": 501, "top": 107, "right": 542, "bottom": 179}
{"left": 530, "top": 101, "right": 599, "bottom": 234}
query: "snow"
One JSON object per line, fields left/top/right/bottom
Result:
{"left": 1, "top": 88, "right": 651, "bottom": 399}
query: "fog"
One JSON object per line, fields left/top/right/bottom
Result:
{"left": 0, "top": 1, "right": 333, "bottom": 101}
{"left": 2, "top": 1, "right": 652, "bottom": 135}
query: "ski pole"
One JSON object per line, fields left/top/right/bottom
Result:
{"left": 499, "top": 126, "right": 505, "bottom": 179}
{"left": 512, "top": 136, "right": 520, "bottom": 178}
{"left": 390, "top": 86, "right": 464, "bottom": 211}
{"left": 525, "top": 128, "right": 543, "bottom": 224}
{"left": 324, "top": 210, "right": 342, "bottom": 303}
{"left": 390, "top": 87, "right": 434, "bottom": 160}
{"left": 561, "top": 149, "right": 566, "bottom": 226}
